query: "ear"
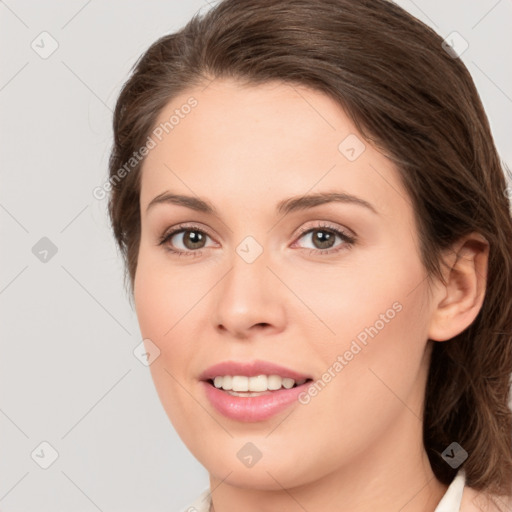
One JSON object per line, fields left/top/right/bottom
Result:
{"left": 427, "top": 232, "right": 489, "bottom": 342}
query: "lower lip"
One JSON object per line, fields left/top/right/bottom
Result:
{"left": 201, "top": 380, "right": 311, "bottom": 422}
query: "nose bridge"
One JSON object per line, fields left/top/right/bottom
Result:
{"left": 212, "top": 235, "right": 286, "bottom": 335}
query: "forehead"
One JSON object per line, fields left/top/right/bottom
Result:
{"left": 139, "top": 78, "right": 410, "bottom": 222}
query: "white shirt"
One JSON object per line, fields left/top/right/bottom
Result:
{"left": 180, "top": 469, "right": 466, "bottom": 512}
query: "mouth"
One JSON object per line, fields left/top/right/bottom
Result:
{"left": 200, "top": 375, "right": 314, "bottom": 422}
{"left": 198, "top": 360, "right": 315, "bottom": 421}
{"left": 204, "top": 376, "right": 314, "bottom": 397}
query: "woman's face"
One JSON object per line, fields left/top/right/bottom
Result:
{"left": 134, "top": 79, "right": 439, "bottom": 490}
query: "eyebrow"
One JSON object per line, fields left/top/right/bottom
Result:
{"left": 146, "top": 191, "right": 378, "bottom": 216}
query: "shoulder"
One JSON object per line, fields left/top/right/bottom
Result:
{"left": 460, "top": 485, "right": 512, "bottom": 512}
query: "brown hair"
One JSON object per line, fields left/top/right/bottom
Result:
{"left": 108, "top": 0, "right": 512, "bottom": 497}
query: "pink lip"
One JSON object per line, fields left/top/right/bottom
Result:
{"left": 199, "top": 360, "right": 313, "bottom": 422}
{"left": 201, "top": 380, "right": 312, "bottom": 422}
{"left": 198, "top": 359, "right": 312, "bottom": 382}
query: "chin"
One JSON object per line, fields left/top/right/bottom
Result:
{"left": 196, "top": 443, "right": 322, "bottom": 491}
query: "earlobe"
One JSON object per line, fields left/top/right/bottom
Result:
{"left": 427, "top": 232, "right": 489, "bottom": 342}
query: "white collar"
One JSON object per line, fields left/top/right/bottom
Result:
{"left": 434, "top": 470, "right": 465, "bottom": 512}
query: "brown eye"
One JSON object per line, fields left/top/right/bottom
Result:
{"left": 307, "top": 229, "right": 337, "bottom": 250}
{"left": 159, "top": 226, "right": 214, "bottom": 254}
{"left": 295, "top": 225, "right": 356, "bottom": 254}
{"left": 175, "top": 230, "right": 207, "bottom": 250}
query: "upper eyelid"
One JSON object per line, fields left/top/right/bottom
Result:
{"left": 295, "top": 221, "right": 354, "bottom": 237}
{"left": 161, "top": 221, "right": 354, "bottom": 247}
{"left": 163, "top": 222, "right": 216, "bottom": 241}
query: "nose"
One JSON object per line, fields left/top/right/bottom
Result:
{"left": 212, "top": 248, "right": 287, "bottom": 340}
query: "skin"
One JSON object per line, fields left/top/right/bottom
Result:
{"left": 133, "top": 78, "right": 489, "bottom": 512}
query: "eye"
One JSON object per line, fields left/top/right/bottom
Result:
{"left": 293, "top": 222, "right": 356, "bottom": 255}
{"left": 158, "top": 223, "right": 215, "bottom": 256}
{"left": 158, "top": 221, "right": 356, "bottom": 257}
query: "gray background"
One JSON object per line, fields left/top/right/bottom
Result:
{"left": 0, "top": 1, "right": 511, "bottom": 511}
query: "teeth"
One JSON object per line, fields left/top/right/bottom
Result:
{"left": 221, "top": 376, "right": 232, "bottom": 390}
{"left": 212, "top": 375, "right": 308, "bottom": 392}
{"left": 232, "top": 375, "right": 249, "bottom": 391}
{"left": 282, "top": 377, "right": 295, "bottom": 389}
{"left": 268, "top": 375, "right": 282, "bottom": 390}
{"left": 248, "top": 375, "right": 267, "bottom": 392}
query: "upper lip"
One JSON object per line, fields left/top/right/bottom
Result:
{"left": 199, "top": 360, "right": 313, "bottom": 382}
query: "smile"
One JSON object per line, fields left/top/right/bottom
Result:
{"left": 211, "top": 374, "right": 308, "bottom": 393}
{"left": 202, "top": 377, "right": 313, "bottom": 422}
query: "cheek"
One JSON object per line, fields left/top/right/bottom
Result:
{"left": 133, "top": 243, "right": 217, "bottom": 413}
{"left": 290, "top": 246, "right": 431, "bottom": 425}
{"left": 308, "top": 255, "right": 427, "bottom": 439}
{"left": 133, "top": 263, "right": 200, "bottom": 452}
{"left": 133, "top": 243, "right": 200, "bottom": 340}
{"left": 284, "top": 239, "right": 428, "bottom": 359}
{"left": 133, "top": 248, "right": 190, "bottom": 402}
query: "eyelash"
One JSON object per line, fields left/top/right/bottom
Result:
{"left": 157, "top": 222, "right": 356, "bottom": 257}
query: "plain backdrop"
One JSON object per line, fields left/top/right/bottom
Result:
{"left": 0, "top": 1, "right": 511, "bottom": 511}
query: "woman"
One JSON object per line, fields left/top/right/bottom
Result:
{"left": 107, "top": 0, "right": 512, "bottom": 510}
